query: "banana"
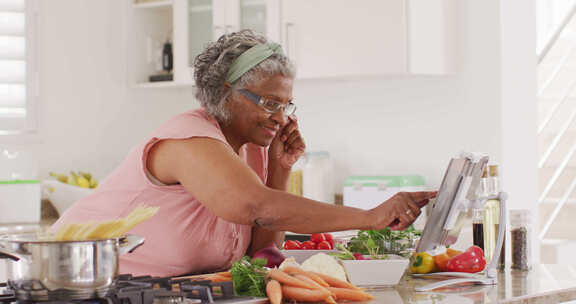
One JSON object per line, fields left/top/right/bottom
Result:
{"left": 89, "top": 178, "right": 98, "bottom": 189}
{"left": 77, "top": 176, "right": 91, "bottom": 188}
{"left": 49, "top": 172, "right": 68, "bottom": 183}
{"left": 68, "top": 171, "right": 79, "bottom": 186}
{"left": 79, "top": 171, "right": 92, "bottom": 181}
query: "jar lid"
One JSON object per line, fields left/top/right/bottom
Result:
{"left": 510, "top": 209, "right": 531, "bottom": 224}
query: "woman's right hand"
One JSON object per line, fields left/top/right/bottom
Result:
{"left": 370, "top": 191, "right": 437, "bottom": 231}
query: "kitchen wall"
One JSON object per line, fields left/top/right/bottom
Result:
{"left": 25, "top": 0, "right": 505, "bottom": 191}
{"left": 32, "top": 0, "right": 195, "bottom": 179}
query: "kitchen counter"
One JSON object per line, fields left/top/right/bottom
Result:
{"left": 363, "top": 264, "right": 576, "bottom": 303}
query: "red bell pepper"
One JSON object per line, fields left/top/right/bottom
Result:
{"left": 445, "top": 245, "right": 486, "bottom": 273}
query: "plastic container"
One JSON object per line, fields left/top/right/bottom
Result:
{"left": 302, "top": 151, "right": 334, "bottom": 203}
{"left": 287, "top": 159, "right": 304, "bottom": 196}
{"left": 510, "top": 210, "right": 531, "bottom": 271}
{"left": 0, "top": 147, "right": 40, "bottom": 223}
{"left": 343, "top": 175, "right": 427, "bottom": 227}
{"left": 0, "top": 181, "right": 41, "bottom": 223}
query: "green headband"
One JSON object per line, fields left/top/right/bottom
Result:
{"left": 226, "top": 43, "right": 284, "bottom": 84}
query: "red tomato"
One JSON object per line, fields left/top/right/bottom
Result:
{"left": 316, "top": 240, "right": 332, "bottom": 250}
{"left": 310, "top": 233, "right": 326, "bottom": 244}
{"left": 283, "top": 240, "right": 302, "bottom": 250}
{"left": 301, "top": 241, "right": 317, "bottom": 250}
{"left": 323, "top": 233, "right": 334, "bottom": 247}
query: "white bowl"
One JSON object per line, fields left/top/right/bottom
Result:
{"left": 341, "top": 256, "right": 409, "bottom": 287}
{"left": 41, "top": 180, "right": 94, "bottom": 215}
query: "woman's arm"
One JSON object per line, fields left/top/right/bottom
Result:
{"left": 247, "top": 159, "right": 291, "bottom": 255}
{"left": 147, "top": 137, "right": 434, "bottom": 233}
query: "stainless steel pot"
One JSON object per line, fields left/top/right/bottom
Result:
{"left": 0, "top": 232, "right": 144, "bottom": 301}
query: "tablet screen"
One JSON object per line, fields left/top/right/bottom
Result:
{"left": 415, "top": 153, "right": 488, "bottom": 253}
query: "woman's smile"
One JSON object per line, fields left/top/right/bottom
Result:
{"left": 261, "top": 124, "right": 278, "bottom": 137}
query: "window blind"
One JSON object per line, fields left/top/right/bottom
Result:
{"left": 0, "top": 0, "right": 34, "bottom": 132}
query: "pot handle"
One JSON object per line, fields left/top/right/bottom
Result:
{"left": 0, "top": 241, "right": 20, "bottom": 261}
{"left": 118, "top": 234, "right": 145, "bottom": 255}
{"left": 0, "top": 252, "right": 19, "bottom": 261}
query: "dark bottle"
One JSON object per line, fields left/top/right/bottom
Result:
{"left": 472, "top": 168, "right": 487, "bottom": 252}
{"left": 472, "top": 208, "right": 485, "bottom": 251}
{"left": 162, "top": 40, "right": 173, "bottom": 72}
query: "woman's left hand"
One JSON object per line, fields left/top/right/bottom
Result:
{"left": 269, "top": 115, "right": 306, "bottom": 170}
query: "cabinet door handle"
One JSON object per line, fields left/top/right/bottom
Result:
{"left": 285, "top": 22, "right": 296, "bottom": 64}
{"left": 213, "top": 26, "right": 224, "bottom": 40}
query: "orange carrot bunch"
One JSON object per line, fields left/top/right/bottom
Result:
{"left": 265, "top": 267, "right": 373, "bottom": 304}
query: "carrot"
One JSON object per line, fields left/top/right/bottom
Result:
{"left": 209, "top": 275, "right": 231, "bottom": 282}
{"left": 309, "top": 271, "right": 361, "bottom": 290}
{"left": 327, "top": 287, "right": 374, "bottom": 301}
{"left": 266, "top": 280, "right": 282, "bottom": 304}
{"left": 214, "top": 271, "right": 231, "bottom": 278}
{"left": 268, "top": 269, "right": 316, "bottom": 289}
{"left": 282, "top": 285, "right": 331, "bottom": 302}
{"left": 293, "top": 274, "right": 327, "bottom": 290}
{"left": 292, "top": 274, "right": 337, "bottom": 304}
{"left": 325, "top": 295, "right": 337, "bottom": 304}
{"left": 282, "top": 266, "right": 305, "bottom": 274}
{"left": 283, "top": 267, "right": 330, "bottom": 288}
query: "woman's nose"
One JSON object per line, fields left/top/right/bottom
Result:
{"left": 270, "top": 110, "right": 288, "bottom": 126}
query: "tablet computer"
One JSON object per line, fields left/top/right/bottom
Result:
{"left": 415, "top": 153, "right": 489, "bottom": 254}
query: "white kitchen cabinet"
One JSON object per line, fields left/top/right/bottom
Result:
{"left": 407, "top": 0, "right": 456, "bottom": 75}
{"left": 127, "top": 0, "right": 454, "bottom": 87}
{"left": 127, "top": 1, "right": 178, "bottom": 87}
{"left": 185, "top": 0, "right": 279, "bottom": 68}
{"left": 171, "top": 0, "right": 275, "bottom": 85}
{"left": 280, "top": 0, "right": 408, "bottom": 78}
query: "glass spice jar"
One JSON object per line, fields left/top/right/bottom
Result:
{"left": 510, "top": 210, "right": 531, "bottom": 271}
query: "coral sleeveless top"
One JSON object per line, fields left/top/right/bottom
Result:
{"left": 53, "top": 109, "right": 268, "bottom": 276}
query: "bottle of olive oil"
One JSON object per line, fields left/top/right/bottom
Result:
{"left": 483, "top": 164, "right": 505, "bottom": 268}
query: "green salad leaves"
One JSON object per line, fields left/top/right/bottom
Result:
{"left": 346, "top": 226, "right": 421, "bottom": 258}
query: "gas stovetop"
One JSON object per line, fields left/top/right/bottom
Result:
{"left": 0, "top": 274, "right": 267, "bottom": 304}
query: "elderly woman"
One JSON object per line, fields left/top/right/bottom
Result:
{"left": 54, "top": 30, "right": 435, "bottom": 277}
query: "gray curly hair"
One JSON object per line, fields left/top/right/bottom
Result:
{"left": 193, "top": 30, "right": 295, "bottom": 122}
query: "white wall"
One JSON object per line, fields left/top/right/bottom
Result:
{"left": 26, "top": 0, "right": 507, "bottom": 192}
{"left": 500, "top": 0, "right": 540, "bottom": 264}
{"left": 33, "top": 0, "right": 196, "bottom": 179}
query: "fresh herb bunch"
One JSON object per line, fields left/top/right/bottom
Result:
{"left": 347, "top": 226, "right": 421, "bottom": 257}
{"left": 230, "top": 256, "right": 267, "bottom": 297}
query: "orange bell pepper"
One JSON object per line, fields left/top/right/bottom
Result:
{"left": 433, "top": 254, "right": 451, "bottom": 272}
{"left": 446, "top": 248, "right": 462, "bottom": 257}
{"left": 433, "top": 248, "right": 462, "bottom": 272}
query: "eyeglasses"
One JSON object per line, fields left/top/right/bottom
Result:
{"left": 238, "top": 88, "right": 296, "bottom": 116}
